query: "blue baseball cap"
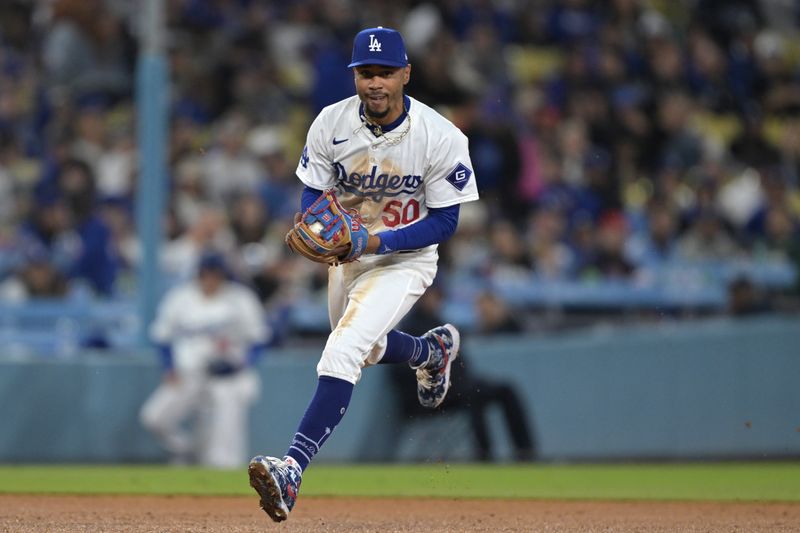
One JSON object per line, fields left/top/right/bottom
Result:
{"left": 348, "top": 27, "right": 408, "bottom": 68}
{"left": 197, "top": 250, "right": 227, "bottom": 274}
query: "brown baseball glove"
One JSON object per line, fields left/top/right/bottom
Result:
{"left": 285, "top": 189, "right": 369, "bottom": 265}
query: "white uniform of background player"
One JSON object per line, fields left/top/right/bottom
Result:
{"left": 140, "top": 252, "right": 269, "bottom": 467}
{"left": 297, "top": 92, "right": 479, "bottom": 384}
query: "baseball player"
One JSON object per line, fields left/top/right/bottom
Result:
{"left": 248, "top": 26, "right": 479, "bottom": 522}
{"left": 140, "top": 251, "right": 269, "bottom": 468}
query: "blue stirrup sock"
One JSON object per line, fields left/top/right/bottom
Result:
{"left": 285, "top": 376, "right": 353, "bottom": 472}
{"left": 379, "top": 329, "right": 429, "bottom": 366}
{"left": 284, "top": 334, "right": 428, "bottom": 472}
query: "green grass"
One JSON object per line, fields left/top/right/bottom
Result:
{"left": 0, "top": 463, "right": 798, "bottom": 502}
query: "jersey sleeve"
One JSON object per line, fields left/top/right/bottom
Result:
{"left": 150, "top": 289, "right": 182, "bottom": 344}
{"left": 295, "top": 109, "right": 337, "bottom": 190}
{"left": 424, "top": 130, "right": 480, "bottom": 209}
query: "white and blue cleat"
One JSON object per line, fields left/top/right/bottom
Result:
{"left": 415, "top": 323, "right": 460, "bottom": 409}
{"left": 248, "top": 455, "right": 302, "bottom": 522}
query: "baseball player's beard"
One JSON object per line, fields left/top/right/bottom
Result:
{"left": 364, "top": 103, "right": 390, "bottom": 120}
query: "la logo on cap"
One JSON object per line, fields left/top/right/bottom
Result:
{"left": 368, "top": 34, "right": 382, "bottom": 52}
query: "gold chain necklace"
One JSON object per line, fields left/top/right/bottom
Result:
{"left": 356, "top": 102, "right": 411, "bottom": 147}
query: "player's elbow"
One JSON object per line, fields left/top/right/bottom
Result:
{"left": 429, "top": 205, "right": 460, "bottom": 244}
{"left": 436, "top": 219, "right": 457, "bottom": 244}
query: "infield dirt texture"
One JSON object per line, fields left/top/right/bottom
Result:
{"left": 1, "top": 464, "right": 799, "bottom": 532}
{"left": 2, "top": 494, "right": 800, "bottom": 532}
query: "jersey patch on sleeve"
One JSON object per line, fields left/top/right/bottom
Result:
{"left": 299, "top": 145, "right": 309, "bottom": 169}
{"left": 445, "top": 162, "right": 472, "bottom": 191}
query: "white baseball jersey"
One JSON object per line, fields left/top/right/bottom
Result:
{"left": 150, "top": 281, "right": 269, "bottom": 373}
{"left": 296, "top": 95, "right": 479, "bottom": 243}
{"left": 143, "top": 280, "right": 267, "bottom": 467}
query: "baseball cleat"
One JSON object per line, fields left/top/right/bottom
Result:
{"left": 248, "top": 455, "right": 302, "bottom": 522}
{"left": 415, "top": 323, "right": 460, "bottom": 408}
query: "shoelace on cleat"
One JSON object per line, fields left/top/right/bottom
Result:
{"left": 418, "top": 333, "right": 450, "bottom": 387}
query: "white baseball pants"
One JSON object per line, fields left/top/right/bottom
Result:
{"left": 139, "top": 369, "right": 259, "bottom": 468}
{"left": 317, "top": 251, "right": 438, "bottom": 384}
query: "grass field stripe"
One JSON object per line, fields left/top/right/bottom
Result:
{"left": 0, "top": 463, "right": 798, "bottom": 502}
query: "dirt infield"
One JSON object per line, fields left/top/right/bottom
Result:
{"left": 1, "top": 494, "right": 799, "bottom": 532}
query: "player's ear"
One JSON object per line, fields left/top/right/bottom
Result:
{"left": 403, "top": 64, "right": 411, "bottom": 85}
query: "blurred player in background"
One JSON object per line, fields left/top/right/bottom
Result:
{"left": 140, "top": 250, "right": 269, "bottom": 468}
{"left": 248, "top": 26, "right": 479, "bottom": 522}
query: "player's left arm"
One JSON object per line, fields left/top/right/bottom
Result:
{"left": 422, "top": 130, "right": 479, "bottom": 209}
{"left": 374, "top": 205, "right": 459, "bottom": 254}
{"left": 372, "top": 129, "right": 478, "bottom": 254}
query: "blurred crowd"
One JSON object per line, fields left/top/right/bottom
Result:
{"left": 1, "top": 0, "right": 799, "bottom": 341}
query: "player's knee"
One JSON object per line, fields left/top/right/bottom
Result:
{"left": 318, "top": 331, "right": 377, "bottom": 383}
{"left": 139, "top": 406, "right": 156, "bottom": 431}
{"left": 317, "top": 349, "right": 361, "bottom": 384}
{"left": 139, "top": 403, "right": 166, "bottom": 433}
{"left": 364, "top": 337, "right": 387, "bottom": 366}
